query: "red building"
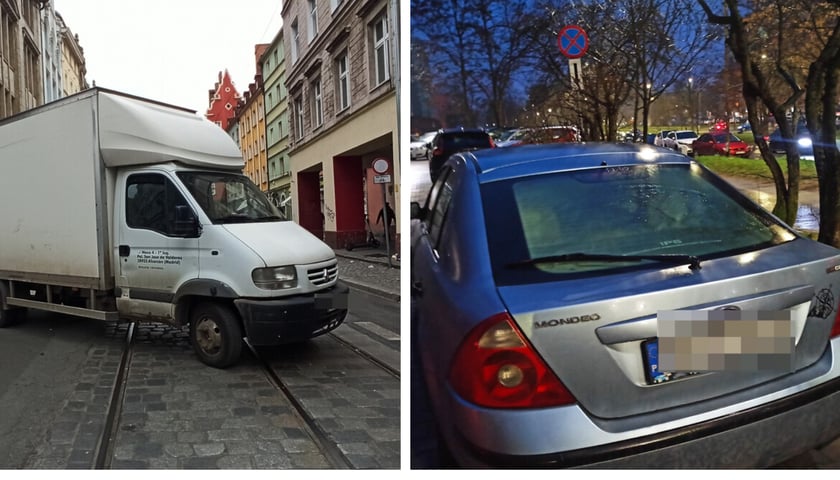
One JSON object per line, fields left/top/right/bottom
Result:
{"left": 205, "top": 70, "right": 241, "bottom": 131}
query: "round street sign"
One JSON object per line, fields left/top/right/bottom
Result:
{"left": 557, "top": 25, "right": 589, "bottom": 59}
{"left": 372, "top": 157, "right": 390, "bottom": 174}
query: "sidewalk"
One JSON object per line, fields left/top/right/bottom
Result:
{"left": 334, "top": 246, "right": 401, "bottom": 302}
{"left": 720, "top": 174, "right": 820, "bottom": 233}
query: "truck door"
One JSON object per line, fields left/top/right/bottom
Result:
{"left": 117, "top": 172, "right": 200, "bottom": 321}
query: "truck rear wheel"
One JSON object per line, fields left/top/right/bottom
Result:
{"left": 189, "top": 303, "right": 243, "bottom": 368}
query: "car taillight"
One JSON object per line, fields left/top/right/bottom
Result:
{"left": 433, "top": 146, "right": 442, "bottom": 156}
{"left": 489, "top": 137, "right": 496, "bottom": 148}
{"left": 831, "top": 308, "right": 840, "bottom": 339}
{"left": 449, "top": 312, "right": 576, "bottom": 409}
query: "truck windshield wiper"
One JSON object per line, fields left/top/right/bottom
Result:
{"left": 506, "top": 252, "right": 701, "bottom": 271}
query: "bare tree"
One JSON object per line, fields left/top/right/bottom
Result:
{"left": 522, "top": 0, "right": 717, "bottom": 141}
{"left": 411, "top": 0, "right": 537, "bottom": 127}
{"left": 411, "top": 0, "right": 481, "bottom": 126}
{"left": 699, "top": 0, "right": 840, "bottom": 230}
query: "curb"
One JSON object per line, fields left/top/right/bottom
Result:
{"left": 341, "top": 278, "right": 401, "bottom": 303}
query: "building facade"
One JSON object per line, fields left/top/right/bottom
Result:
{"left": 234, "top": 44, "right": 269, "bottom": 193}
{"left": 261, "top": 30, "right": 294, "bottom": 220}
{"left": 56, "top": 11, "right": 85, "bottom": 97}
{"left": 282, "top": 0, "right": 400, "bottom": 252}
{"left": 0, "top": 0, "right": 47, "bottom": 118}
{"left": 205, "top": 69, "right": 242, "bottom": 131}
{"left": 39, "top": 0, "right": 60, "bottom": 103}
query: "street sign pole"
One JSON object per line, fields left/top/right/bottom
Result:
{"left": 557, "top": 25, "right": 589, "bottom": 140}
{"left": 372, "top": 158, "right": 393, "bottom": 267}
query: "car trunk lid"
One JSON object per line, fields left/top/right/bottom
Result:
{"left": 499, "top": 243, "right": 840, "bottom": 419}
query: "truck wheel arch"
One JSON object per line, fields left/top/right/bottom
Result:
{"left": 173, "top": 279, "right": 239, "bottom": 328}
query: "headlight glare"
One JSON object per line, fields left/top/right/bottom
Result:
{"left": 252, "top": 266, "right": 297, "bottom": 290}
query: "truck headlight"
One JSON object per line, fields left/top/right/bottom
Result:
{"left": 798, "top": 137, "right": 812, "bottom": 147}
{"left": 252, "top": 266, "right": 297, "bottom": 290}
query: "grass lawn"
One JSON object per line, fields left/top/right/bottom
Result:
{"left": 693, "top": 153, "right": 818, "bottom": 182}
{"left": 642, "top": 125, "right": 818, "bottom": 181}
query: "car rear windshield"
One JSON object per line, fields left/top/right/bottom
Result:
{"left": 442, "top": 132, "right": 492, "bottom": 150}
{"left": 480, "top": 163, "right": 795, "bottom": 284}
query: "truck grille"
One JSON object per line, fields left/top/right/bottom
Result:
{"left": 307, "top": 264, "right": 338, "bottom": 286}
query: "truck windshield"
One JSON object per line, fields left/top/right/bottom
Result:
{"left": 177, "top": 171, "right": 285, "bottom": 224}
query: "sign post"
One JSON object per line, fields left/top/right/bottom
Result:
{"left": 557, "top": 25, "right": 589, "bottom": 137}
{"left": 557, "top": 24, "right": 589, "bottom": 88}
{"left": 372, "top": 157, "right": 393, "bottom": 267}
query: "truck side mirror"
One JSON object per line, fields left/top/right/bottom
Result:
{"left": 174, "top": 205, "right": 200, "bottom": 237}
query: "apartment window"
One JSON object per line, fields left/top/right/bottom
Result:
{"left": 330, "top": 0, "right": 342, "bottom": 12}
{"left": 294, "top": 96, "right": 304, "bottom": 140}
{"left": 371, "top": 12, "right": 390, "bottom": 87}
{"left": 291, "top": 20, "right": 300, "bottom": 63}
{"left": 307, "top": 0, "right": 318, "bottom": 42}
{"left": 311, "top": 79, "right": 323, "bottom": 128}
{"left": 336, "top": 52, "right": 350, "bottom": 111}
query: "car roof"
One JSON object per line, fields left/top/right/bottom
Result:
{"left": 437, "top": 127, "right": 487, "bottom": 135}
{"left": 458, "top": 142, "right": 691, "bottom": 183}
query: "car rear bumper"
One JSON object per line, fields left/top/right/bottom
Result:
{"left": 446, "top": 369, "right": 840, "bottom": 468}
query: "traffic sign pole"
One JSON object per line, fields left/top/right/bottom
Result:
{"left": 558, "top": 25, "right": 589, "bottom": 138}
{"left": 372, "top": 157, "right": 393, "bottom": 267}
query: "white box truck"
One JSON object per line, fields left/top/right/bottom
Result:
{"left": 0, "top": 88, "right": 348, "bottom": 368}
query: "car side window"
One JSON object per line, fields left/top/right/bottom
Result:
{"left": 126, "top": 173, "right": 191, "bottom": 236}
{"left": 426, "top": 168, "right": 455, "bottom": 248}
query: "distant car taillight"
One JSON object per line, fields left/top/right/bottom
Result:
{"left": 449, "top": 312, "right": 576, "bottom": 409}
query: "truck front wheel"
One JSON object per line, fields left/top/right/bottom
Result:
{"left": 189, "top": 303, "right": 243, "bottom": 368}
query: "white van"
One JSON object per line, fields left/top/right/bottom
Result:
{"left": 0, "top": 88, "right": 348, "bottom": 367}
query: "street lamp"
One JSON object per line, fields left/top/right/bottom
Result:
{"left": 688, "top": 77, "right": 696, "bottom": 132}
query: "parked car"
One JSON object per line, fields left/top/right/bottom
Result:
{"left": 737, "top": 121, "right": 751, "bottom": 133}
{"left": 653, "top": 130, "right": 673, "bottom": 147}
{"left": 535, "top": 126, "right": 579, "bottom": 143}
{"left": 427, "top": 128, "right": 495, "bottom": 183}
{"left": 410, "top": 131, "right": 437, "bottom": 160}
{"left": 692, "top": 132, "right": 751, "bottom": 157}
{"left": 664, "top": 130, "right": 699, "bottom": 155}
{"left": 768, "top": 128, "right": 813, "bottom": 155}
{"left": 411, "top": 142, "right": 840, "bottom": 467}
{"left": 495, "top": 128, "right": 532, "bottom": 148}
{"left": 711, "top": 120, "right": 730, "bottom": 132}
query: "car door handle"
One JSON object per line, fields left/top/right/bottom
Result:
{"left": 411, "top": 280, "right": 423, "bottom": 297}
